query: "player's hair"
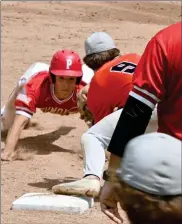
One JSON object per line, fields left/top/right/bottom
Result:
{"left": 118, "top": 181, "right": 182, "bottom": 224}
{"left": 50, "top": 73, "right": 81, "bottom": 85}
{"left": 83, "top": 48, "right": 120, "bottom": 70}
{"left": 50, "top": 73, "right": 56, "bottom": 83}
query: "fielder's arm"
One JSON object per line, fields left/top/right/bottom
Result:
{"left": 2, "top": 114, "right": 29, "bottom": 161}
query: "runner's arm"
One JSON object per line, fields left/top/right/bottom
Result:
{"left": 4, "top": 114, "right": 29, "bottom": 155}
{"left": 4, "top": 86, "right": 36, "bottom": 157}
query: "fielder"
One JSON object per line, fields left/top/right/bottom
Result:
{"left": 52, "top": 32, "right": 158, "bottom": 197}
{"left": 78, "top": 32, "right": 141, "bottom": 125}
{"left": 1, "top": 49, "right": 94, "bottom": 161}
{"left": 99, "top": 22, "right": 182, "bottom": 223}
{"left": 113, "top": 133, "right": 181, "bottom": 224}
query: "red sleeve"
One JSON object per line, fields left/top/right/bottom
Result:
{"left": 130, "top": 36, "right": 166, "bottom": 109}
{"left": 15, "top": 84, "right": 36, "bottom": 118}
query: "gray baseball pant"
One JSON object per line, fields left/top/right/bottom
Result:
{"left": 81, "top": 108, "right": 158, "bottom": 178}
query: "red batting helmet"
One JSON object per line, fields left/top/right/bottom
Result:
{"left": 49, "top": 49, "right": 83, "bottom": 78}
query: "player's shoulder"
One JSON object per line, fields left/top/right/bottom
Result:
{"left": 151, "top": 22, "right": 181, "bottom": 50}
{"left": 97, "top": 53, "right": 140, "bottom": 74}
{"left": 28, "top": 70, "right": 49, "bottom": 82}
{"left": 156, "top": 22, "right": 181, "bottom": 41}
{"left": 26, "top": 71, "right": 50, "bottom": 90}
{"left": 116, "top": 53, "right": 141, "bottom": 64}
{"left": 102, "top": 53, "right": 141, "bottom": 70}
{"left": 151, "top": 22, "right": 181, "bottom": 64}
{"left": 92, "top": 53, "right": 140, "bottom": 81}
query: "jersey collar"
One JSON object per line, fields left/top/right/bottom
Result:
{"left": 50, "top": 84, "right": 74, "bottom": 104}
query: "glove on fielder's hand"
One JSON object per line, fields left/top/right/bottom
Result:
{"left": 79, "top": 103, "right": 93, "bottom": 128}
{"left": 77, "top": 87, "right": 93, "bottom": 128}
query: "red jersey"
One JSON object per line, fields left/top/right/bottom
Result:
{"left": 130, "top": 22, "right": 182, "bottom": 140}
{"left": 15, "top": 71, "right": 83, "bottom": 118}
{"left": 87, "top": 53, "right": 141, "bottom": 123}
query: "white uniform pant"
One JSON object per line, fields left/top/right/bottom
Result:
{"left": 81, "top": 108, "right": 158, "bottom": 178}
{"left": 1, "top": 62, "right": 49, "bottom": 132}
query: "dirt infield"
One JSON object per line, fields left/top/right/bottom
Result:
{"left": 1, "top": 1, "right": 181, "bottom": 224}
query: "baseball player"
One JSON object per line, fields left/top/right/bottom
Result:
{"left": 1, "top": 49, "right": 94, "bottom": 161}
{"left": 113, "top": 133, "right": 181, "bottom": 224}
{"left": 52, "top": 32, "right": 158, "bottom": 197}
{"left": 99, "top": 22, "right": 182, "bottom": 223}
{"left": 78, "top": 32, "right": 141, "bottom": 125}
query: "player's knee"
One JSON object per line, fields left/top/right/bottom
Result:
{"left": 80, "top": 132, "right": 94, "bottom": 150}
{"left": 80, "top": 133, "right": 89, "bottom": 145}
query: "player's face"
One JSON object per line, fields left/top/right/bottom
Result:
{"left": 54, "top": 76, "right": 77, "bottom": 99}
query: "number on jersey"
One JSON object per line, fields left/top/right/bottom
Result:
{"left": 111, "top": 61, "right": 137, "bottom": 74}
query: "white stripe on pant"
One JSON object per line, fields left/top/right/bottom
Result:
{"left": 81, "top": 107, "right": 158, "bottom": 178}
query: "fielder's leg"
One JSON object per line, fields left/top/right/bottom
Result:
{"left": 52, "top": 109, "right": 123, "bottom": 197}
{"left": 52, "top": 108, "right": 158, "bottom": 197}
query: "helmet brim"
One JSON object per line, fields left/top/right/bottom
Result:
{"left": 50, "top": 69, "right": 83, "bottom": 77}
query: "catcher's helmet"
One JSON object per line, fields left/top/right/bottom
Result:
{"left": 50, "top": 49, "right": 83, "bottom": 78}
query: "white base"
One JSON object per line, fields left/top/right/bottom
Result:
{"left": 11, "top": 193, "right": 94, "bottom": 214}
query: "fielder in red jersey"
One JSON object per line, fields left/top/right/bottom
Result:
{"left": 100, "top": 22, "right": 182, "bottom": 222}
{"left": 108, "top": 22, "right": 182, "bottom": 159}
{"left": 1, "top": 49, "right": 94, "bottom": 161}
{"left": 87, "top": 53, "right": 141, "bottom": 124}
{"left": 130, "top": 22, "right": 182, "bottom": 140}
